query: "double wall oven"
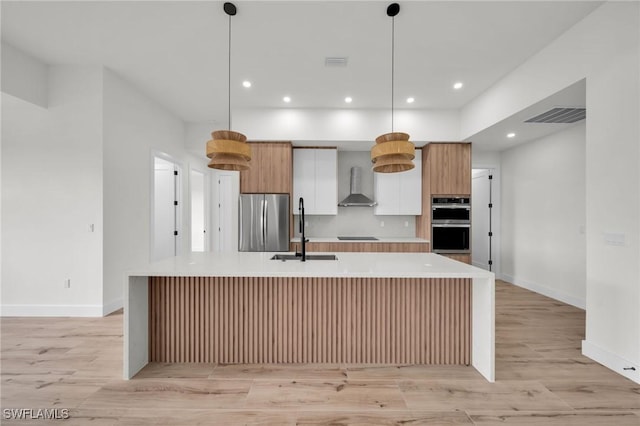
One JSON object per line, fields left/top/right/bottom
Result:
{"left": 431, "top": 197, "right": 470, "bottom": 254}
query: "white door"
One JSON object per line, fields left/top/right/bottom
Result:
{"left": 153, "top": 156, "right": 179, "bottom": 261}
{"left": 190, "top": 169, "right": 207, "bottom": 252}
{"left": 472, "top": 169, "right": 493, "bottom": 271}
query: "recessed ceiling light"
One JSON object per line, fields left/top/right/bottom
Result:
{"left": 406, "top": 97, "right": 415, "bottom": 103}
{"left": 453, "top": 82, "right": 464, "bottom": 90}
{"left": 283, "top": 96, "right": 291, "bottom": 103}
{"left": 345, "top": 96, "right": 353, "bottom": 103}
{"left": 242, "top": 80, "right": 252, "bottom": 88}
{"left": 507, "top": 132, "right": 516, "bottom": 138}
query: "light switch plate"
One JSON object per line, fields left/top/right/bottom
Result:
{"left": 604, "top": 232, "right": 625, "bottom": 246}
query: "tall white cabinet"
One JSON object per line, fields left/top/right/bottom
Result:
{"left": 293, "top": 148, "right": 338, "bottom": 215}
{"left": 374, "top": 149, "right": 422, "bottom": 215}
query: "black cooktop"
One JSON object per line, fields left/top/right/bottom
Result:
{"left": 337, "top": 236, "right": 379, "bottom": 241}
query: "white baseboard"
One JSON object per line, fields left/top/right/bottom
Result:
{"left": 103, "top": 298, "right": 123, "bottom": 316}
{"left": 582, "top": 340, "right": 640, "bottom": 384}
{"left": 502, "top": 273, "right": 585, "bottom": 310}
{"left": 1, "top": 304, "right": 104, "bottom": 317}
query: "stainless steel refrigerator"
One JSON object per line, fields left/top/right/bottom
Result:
{"left": 239, "top": 194, "right": 290, "bottom": 252}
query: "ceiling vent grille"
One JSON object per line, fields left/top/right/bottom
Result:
{"left": 525, "top": 107, "right": 586, "bottom": 123}
{"left": 325, "top": 57, "right": 348, "bottom": 67}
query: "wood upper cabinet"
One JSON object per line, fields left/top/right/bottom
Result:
{"left": 428, "top": 143, "right": 471, "bottom": 195}
{"left": 240, "top": 142, "right": 292, "bottom": 194}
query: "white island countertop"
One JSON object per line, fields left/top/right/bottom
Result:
{"left": 128, "top": 251, "right": 490, "bottom": 279}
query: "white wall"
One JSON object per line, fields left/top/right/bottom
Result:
{"left": 234, "top": 108, "right": 460, "bottom": 145}
{"left": 1, "top": 66, "right": 104, "bottom": 316}
{"left": 501, "top": 123, "right": 586, "bottom": 308}
{"left": 1, "top": 59, "right": 207, "bottom": 316}
{"left": 584, "top": 34, "right": 639, "bottom": 381}
{"left": 1, "top": 42, "right": 48, "bottom": 108}
{"left": 462, "top": 2, "right": 640, "bottom": 382}
{"left": 103, "top": 69, "right": 206, "bottom": 313}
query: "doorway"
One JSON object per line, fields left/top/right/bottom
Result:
{"left": 152, "top": 154, "right": 181, "bottom": 261}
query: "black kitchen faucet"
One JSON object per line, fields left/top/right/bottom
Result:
{"left": 298, "top": 197, "right": 307, "bottom": 261}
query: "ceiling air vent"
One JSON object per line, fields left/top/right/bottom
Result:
{"left": 325, "top": 57, "right": 348, "bottom": 67}
{"left": 525, "top": 107, "right": 586, "bottom": 123}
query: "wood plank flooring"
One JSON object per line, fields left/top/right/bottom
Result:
{"left": 2, "top": 280, "right": 639, "bottom": 425}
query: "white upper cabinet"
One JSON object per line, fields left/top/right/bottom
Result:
{"left": 374, "top": 149, "right": 422, "bottom": 215}
{"left": 293, "top": 148, "right": 338, "bottom": 215}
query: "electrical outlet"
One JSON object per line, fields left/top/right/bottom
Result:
{"left": 64, "top": 279, "right": 71, "bottom": 289}
{"left": 89, "top": 224, "right": 95, "bottom": 232}
{"left": 305, "top": 221, "right": 309, "bottom": 227}
{"left": 380, "top": 221, "right": 385, "bottom": 227}
{"left": 404, "top": 221, "right": 409, "bottom": 227}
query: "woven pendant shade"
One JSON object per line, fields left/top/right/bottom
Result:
{"left": 370, "top": 4, "right": 415, "bottom": 174}
{"left": 371, "top": 132, "right": 415, "bottom": 173}
{"left": 206, "top": 130, "right": 251, "bottom": 171}
{"left": 205, "top": 3, "right": 251, "bottom": 171}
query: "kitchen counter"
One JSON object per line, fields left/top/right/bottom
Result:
{"left": 124, "top": 252, "right": 494, "bottom": 382}
{"left": 290, "top": 237, "right": 430, "bottom": 244}
{"left": 128, "top": 251, "right": 476, "bottom": 278}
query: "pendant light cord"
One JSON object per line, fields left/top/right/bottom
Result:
{"left": 391, "top": 14, "right": 395, "bottom": 133}
{"left": 228, "top": 13, "right": 232, "bottom": 130}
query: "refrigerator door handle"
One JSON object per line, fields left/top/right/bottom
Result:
{"left": 239, "top": 197, "right": 244, "bottom": 248}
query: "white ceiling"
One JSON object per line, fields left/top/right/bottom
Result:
{"left": 1, "top": 1, "right": 599, "bottom": 148}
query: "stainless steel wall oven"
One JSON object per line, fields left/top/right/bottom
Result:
{"left": 431, "top": 197, "right": 470, "bottom": 253}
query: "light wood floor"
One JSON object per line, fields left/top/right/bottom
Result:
{"left": 1, "top": 280, "right": 639, "bottom": 425}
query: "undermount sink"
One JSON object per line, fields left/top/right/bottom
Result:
{"left": 270, "top": 254, "right": 338, "bottom": 261}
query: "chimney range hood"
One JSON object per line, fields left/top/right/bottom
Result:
{"left": 338, "top": 167, "right": 377, "bottom": 207}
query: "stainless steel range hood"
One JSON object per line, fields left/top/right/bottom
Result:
{"left": 338, "top": 167, "right": 377, "bottom": 207}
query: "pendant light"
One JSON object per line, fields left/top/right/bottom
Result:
{"left": 206, "top": 2, "right": 251, "bottom": 171}
{"left": 371, "top": 3, "right": 415, "bottom": 173}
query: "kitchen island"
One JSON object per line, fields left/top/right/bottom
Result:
{"left": 124, "top": 252, "right": 494, "bottom": 381}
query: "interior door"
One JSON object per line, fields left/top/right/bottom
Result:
{"left": 153, "top": 156, "right": 178, "bottom": 261}
{"left": 472, "top": 169, "right": 492, "bottom": 270}
{"left": 190, "top": 169, "right": 206, "bottom": 252}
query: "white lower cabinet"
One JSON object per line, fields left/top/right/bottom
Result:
{"left": 374, "top": 149, "right": 422, "bottom": 215}
{"left": 293, "top": 148, "right": 337, "bottom": 215}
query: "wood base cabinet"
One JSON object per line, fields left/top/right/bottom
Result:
{"left": 442, "top": 254, "right": 471, "bottom": 264}
{"left": 290, "top": 242, "right": 430, "bottom": 253}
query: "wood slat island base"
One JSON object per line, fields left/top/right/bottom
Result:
{"left": 149, "top": 277, "right": 471, "bottom": 365}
